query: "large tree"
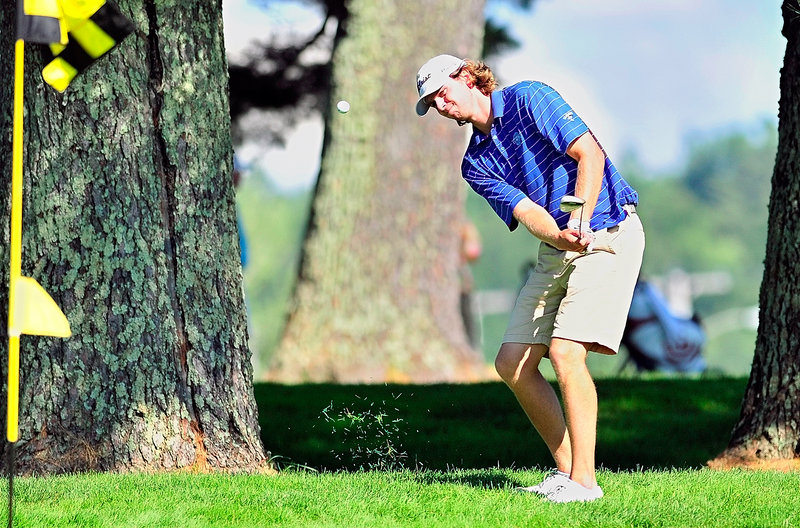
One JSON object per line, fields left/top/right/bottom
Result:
{"left": 712, "top": 0, "right": 800, "bottom": 470}
{"left": 268, "top": 0, "right": 490, "bottom": 383}
{"left": 0, "top": 0, "right": 266, "bottom": 473}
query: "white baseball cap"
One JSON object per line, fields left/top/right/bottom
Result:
{"left": 415, "top": 54, "right": 466, "bottom": 116}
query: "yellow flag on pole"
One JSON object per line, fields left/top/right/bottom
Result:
{"left": 16, "top": 0, "right": 135, "bottom": 92}
{"left": 9, "top": 276, "right": 71, "bottom": 338}
{"left": 41, "top": 0, "right": 135, "bottom": 92}
{"left": 7, "top": 5, "right": 77, "bottom": 521}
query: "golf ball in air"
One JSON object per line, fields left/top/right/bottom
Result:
{"left": 337, "top": 100, "right": 350, "bottom": 113}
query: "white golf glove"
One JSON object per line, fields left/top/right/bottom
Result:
{"left": 567, "top": 219, "right": 595, "bottom": 251}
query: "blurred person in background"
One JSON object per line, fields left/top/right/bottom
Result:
{"left": 459, "top": 220, "right": 483, "bottom": 349}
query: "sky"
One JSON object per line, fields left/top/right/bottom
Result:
{"left": 222, "top": 0, "right": 785, "bottom": 192}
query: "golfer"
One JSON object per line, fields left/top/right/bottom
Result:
{"left": 415, "top": 55, "right": 644, "bottom": 503}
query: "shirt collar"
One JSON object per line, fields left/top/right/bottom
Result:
{"left": 470, "top": 89, "right": 505, "bottom": 146}
{"left": 490, "top": 89, "right": 505, "bottom": 120}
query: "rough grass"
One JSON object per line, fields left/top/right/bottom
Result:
{"left": 254, "top": 376, "right": 748, "bottom": 472}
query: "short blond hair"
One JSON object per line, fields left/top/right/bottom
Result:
{"left": 461, "top": 60, "right": 498, "bottom": 95}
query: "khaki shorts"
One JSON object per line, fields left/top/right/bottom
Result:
{"left": 503, "top": 206, "right": 645, "bottom": 355}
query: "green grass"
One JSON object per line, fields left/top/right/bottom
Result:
{"left": 6, "top": 468, "right": 800, "bottom": 527}
{"left": 5, "top": 377, "right": 800, "bottom": 528}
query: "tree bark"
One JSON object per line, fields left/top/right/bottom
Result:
{"left": 712, "top": 0, "right": 800, "bottom": 468}
{"left": 0, "top": 0, "right": 267, "bottom": 474}
{"left": 269, "top": 0, "right": 490, "bottom": 383}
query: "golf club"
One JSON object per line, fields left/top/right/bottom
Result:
{"left": 559, "top": 195, "right": 586, "bottom": 238}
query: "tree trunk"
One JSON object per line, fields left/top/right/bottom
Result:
{"left": 0, "top": 0, "right": 267, "bottom": 474}
{"left": 269, "top": 0, "right": 489, "bottom": 383}
{"left": 711, "top": 0, "right": 800, "bottom": 469}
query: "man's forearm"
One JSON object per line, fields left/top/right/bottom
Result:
{"left": 513, "top": 198, "right": 561, "bottom": 246}
{"left": 567, "top": 133, "right": 606, "bottom": 225}
{"left": 573, "top": 158, "right": 603, "bottom": 224}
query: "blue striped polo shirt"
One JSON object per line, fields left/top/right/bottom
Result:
{"left": 461, "top": 81, "right": 638, "bottom": 232}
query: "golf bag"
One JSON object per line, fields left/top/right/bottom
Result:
{"left": 620, "top": 280, "right": 707, "bottom": 374}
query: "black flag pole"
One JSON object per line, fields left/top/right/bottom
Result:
{"left": 6, "top": 443, "right": 14, "bottom": 528}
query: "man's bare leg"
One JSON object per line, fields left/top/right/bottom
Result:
{"left": 495, "top": 342, "right": 571, "bottom": 473}
{"left": 548, "top": 338, "right": 597, "bottom": 489}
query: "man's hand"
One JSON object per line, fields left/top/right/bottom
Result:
{"left": 551, "top": 228, "right": 594, "bottom": 252}
{"left": 512, "top": 198, "right": 598, "bottom": 251}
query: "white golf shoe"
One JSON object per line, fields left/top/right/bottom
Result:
{"left": 544, "top": 475, "right": 604, "bottom": 503}
{"left": 514, "top": 470, "right": 570, "bottom": 496}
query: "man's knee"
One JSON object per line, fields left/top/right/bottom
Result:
{"left": 494, "top": 346, "right": 518, "bottom": 382}
{"left": 494, "top": 343, "right": 543, "bottom": 384}
{"left": 548, "top": 339, "right": 589, "bottom": 375}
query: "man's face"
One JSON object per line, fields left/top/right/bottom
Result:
{"left": 423, "top": 74, "right": 471, "bottom": 121}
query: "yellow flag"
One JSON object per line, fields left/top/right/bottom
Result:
{"left": 40, "top": 0, "right": 135, "bottom": 92}
{"left": 16, "top": 0, "right": 68, "bottom": 44}
{"left": 58, "top": 0, "right": 105, "bottom": 20}
{"left": 23, "top": 0, "right": 61, "bottom": 16}
{"left": 10, "top": 276, "right": 71, "bottom": 338}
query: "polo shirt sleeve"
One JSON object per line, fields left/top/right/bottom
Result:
{"left": 462, "top": 161, "right": 526, "bottom": 231}
{"left": 525, "top": 83, "right": 589, "bottom": 154}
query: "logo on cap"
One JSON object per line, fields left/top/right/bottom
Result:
{"left": 417, "top": 73, "right": 431, "bottom": 95}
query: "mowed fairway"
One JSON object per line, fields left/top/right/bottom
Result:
{"left": 5, "top": 468, "right": 800, "bottom": 527}
{"left": 5, "top": 377, "right": 800, "bottom": 527}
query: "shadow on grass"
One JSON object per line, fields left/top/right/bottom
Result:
{"left": 254, "top": 377, "right": 747, "bottom": 473}
{"left": 411, "top": 468, "right": 524, "bottom": 490}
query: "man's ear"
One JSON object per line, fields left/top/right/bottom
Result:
{"left": 459, "top": 70, "right": 474, "bottom": 88}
